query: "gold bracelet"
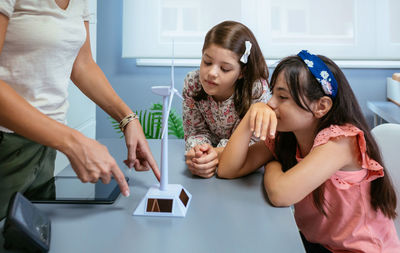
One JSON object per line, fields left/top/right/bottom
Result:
{"left": 119, "top": 113, "right": 139, "bottom": 132}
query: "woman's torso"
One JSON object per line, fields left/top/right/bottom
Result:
{"left": 0, "top": 0, "right": 89, "bottom": 132}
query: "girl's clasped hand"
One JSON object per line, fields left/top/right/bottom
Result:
{"left": 185, "top": 143, "right": 219, "bottom": 178}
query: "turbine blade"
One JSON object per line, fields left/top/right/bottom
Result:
{"left": 171, "top": 63, "right": 174, "bottom": 90}
{"left": 161, "top": 92, "right": 175, "bottom": 139}
{"left": 171, "top": 39, "right": 175, "bottom": 90}
{"left": 174, "top": 89, "right": 183, "bottom": 100}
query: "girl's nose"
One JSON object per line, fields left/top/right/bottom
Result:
{"left": 267, "top": 96, "right": 277, "bottom": 109}
{"left": 208, "top": 65, "right": 219, "bottom": 78}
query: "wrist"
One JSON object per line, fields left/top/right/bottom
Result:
{"left": 106, "top": 102, "right": 133, "bottom": 122}
{"left": 119, "top": 112, "right": 139, "bottom": 133}
{"left": 56, "top": 128, "right": 85, "bottom": 157}
{"left": 215, "top": 147, "right": 224, "bottom": 158}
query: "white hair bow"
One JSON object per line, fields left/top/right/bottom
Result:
{"left": 240, "top": 41, "right": 252, "bottom": 64}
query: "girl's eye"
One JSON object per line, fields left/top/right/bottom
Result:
{"left": 279, "top": 96, "right": 288, "bottom": 100}
{"left": 221, "top": 67, "right": 231, "bottom": 73}
{"left": 203, "top": 60, "right": 211, "bottom": 66}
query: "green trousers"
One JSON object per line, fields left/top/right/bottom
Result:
{"left": 0, "top": 132, "right": 56, "bottom": 220}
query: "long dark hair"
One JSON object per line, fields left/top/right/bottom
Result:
{"left": 194, "top": 21, "right": 268, "bottom": 118}
{"left": 270, "top": 55, "right": 397, "bottom": 219}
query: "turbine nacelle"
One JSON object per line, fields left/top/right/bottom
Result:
{"left": 151, "top": 86, "right": 183, "bottom": 99}
{"left": 151, "top": 86, "right": 170, "bottom": 96}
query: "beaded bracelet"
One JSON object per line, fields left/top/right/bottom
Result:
{"left": 119, "top": 113, "right": 139, "bottom": 132}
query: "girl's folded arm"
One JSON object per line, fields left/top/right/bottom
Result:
{"left": 218, "top": 112, "right": 273, "bottom": 178}
{"left": 264, "top": 136, "right": 356, "bottom": 206}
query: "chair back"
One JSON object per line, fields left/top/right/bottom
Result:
{"left": 371, "top": 123, "right": 400, "bottom": 234}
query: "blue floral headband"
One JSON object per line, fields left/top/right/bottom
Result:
{"left": 297, "top": 50, "right": 338, "bottom": 99}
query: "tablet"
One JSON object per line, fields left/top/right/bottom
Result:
{"left": 26, "top": 176, "right": 129, "bottom": 204}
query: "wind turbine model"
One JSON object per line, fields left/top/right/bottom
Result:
{"left": 133, "top": 41, "right": 192, "bottom": 217}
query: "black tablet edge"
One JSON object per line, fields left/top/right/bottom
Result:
{"left": 30, "top": 177, "right": 129, "bottom": 204}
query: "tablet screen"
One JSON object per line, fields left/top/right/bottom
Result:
{"left": 26, "top": 176, "right": 129, "bottom": 204}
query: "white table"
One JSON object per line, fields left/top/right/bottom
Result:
{"left": 0, "top": 139, "right": 305, "bottom": 253}
{"left": 367, "top": 101, "right": 400, "bottom": 127}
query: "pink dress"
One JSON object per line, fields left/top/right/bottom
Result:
{"left": 265, "top": 124, "right": 400, "bottom": 252}
{"left": 183, "top": 69, "right": 269, "bottom": 151}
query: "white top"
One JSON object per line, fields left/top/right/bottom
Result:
{"left": 0, "top": 0, "right": 89, "bottom": 133}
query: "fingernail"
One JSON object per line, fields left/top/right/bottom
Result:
{"left": 270, "top": 132, "right": 275, "bottom": 138}
{"left": 124, "top": 190, "right": 130, "bottom": 197}
{"left": 261, "top": 136, "right": 266, "bottom": 140}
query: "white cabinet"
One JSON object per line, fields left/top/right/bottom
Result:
{"left": 54, "top": 0, "right": 97, "bottom": 175}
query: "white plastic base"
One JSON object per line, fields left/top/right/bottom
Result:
{"left": 133, "top": 184, "right": 192, "bottom": 217}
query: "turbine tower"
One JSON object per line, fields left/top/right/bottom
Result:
{"left": 133, "top": 41, "right": 192, "bottom": 217}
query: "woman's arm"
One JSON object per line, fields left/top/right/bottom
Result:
{"left": 70, "top": 22, "right": 130, "bottom": 122}
{"left": 70, "top": 22, "right": 160, "bottom": 181}
{"left": 264, "top": 136, "right": 357, "bottom": 206}
{"left": 0, "top": 15, "right": 130, "bottom": 196}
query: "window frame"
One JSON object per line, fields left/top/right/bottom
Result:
{"left": 123, "top": 0, "right": 400, "bottom": 68}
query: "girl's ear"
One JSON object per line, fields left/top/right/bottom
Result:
{"left": 313, "top": 96, "right": 332, "bottom": 118}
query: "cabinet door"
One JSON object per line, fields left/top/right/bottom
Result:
{"left": 54, "top": 0, "right": 97, "bottom": 175}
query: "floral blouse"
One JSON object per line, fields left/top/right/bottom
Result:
{"left": 183, "top": 69, "right": 269, "bottom": 152}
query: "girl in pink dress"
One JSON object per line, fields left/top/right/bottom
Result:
{"left": 218, "top": 50, "right": 400, "bottom": 252}
{"left": 183, "top": 21, "right": 269, "bottom": 178}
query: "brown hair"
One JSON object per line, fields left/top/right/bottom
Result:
{"left": 194, "top": 21, "right": 268, "bottom": 118}
{"left": 270, "top": 55, "right": 397, "bottom": 219}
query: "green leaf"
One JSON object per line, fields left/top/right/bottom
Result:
{"left": 168, "top": 108, "right": 184, "bottom": 139}
{"left": 151, "top": 103, "right": 163, "bottom": 111}
{"left": 108, "top": 102, "right": 184, "bottom": 139}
